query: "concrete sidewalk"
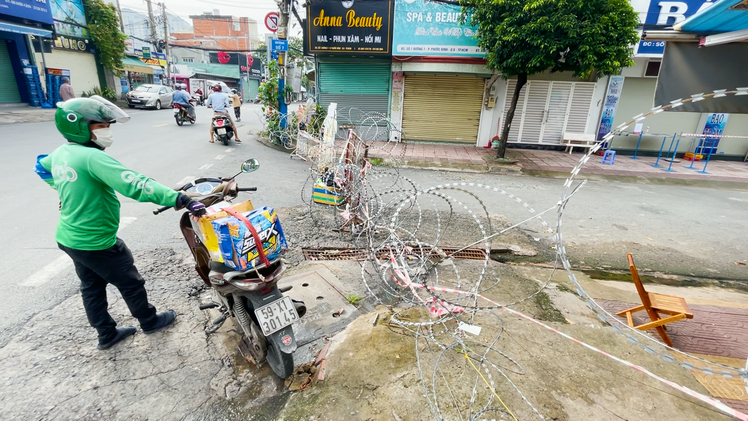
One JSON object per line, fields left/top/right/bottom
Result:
{"left": 0, "top": 105, "right": 56, "bottom": 125}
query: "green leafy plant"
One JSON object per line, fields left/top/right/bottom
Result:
{"left": 81, "top": 86, "right": 117, "bottom": 102}
{"left": 460, "top": 0, "right": 639, "bottom": 158}
{"left": 307, "top": 104, "right": 327, "bottom": 137}
{"left": 83, "top": 0, "right": 127, "bottom": 75}
{"left": 346, "top": 294, "right": 364, "bottom": 305}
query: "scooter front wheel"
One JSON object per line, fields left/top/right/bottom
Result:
{"left": 176, "top": 116, "right": 183, "bottom": 126}
{"left": 266, "top": 339, "right": 294, "bottom": 379}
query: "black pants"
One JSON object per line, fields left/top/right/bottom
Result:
{"left": 59, "top": 238, "right": 159, "bottom": 342}
{"left": 234, "top": 106, "right": 241, "bottom": 119}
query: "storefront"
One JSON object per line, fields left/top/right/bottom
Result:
{"left": 599, "top": 0, "right": 748, "bottom": 158}
{"left": 122, "top": 56, "right": 155, "bottom": 89}
{"left": 501, "top": 78, "right": 599, "bottom": 145}
{"left": 391, "top": 0, "right": 492, "bottom": 144}
{"left": 305, "top": 0, "right": 393, "bottom": 126}
{"left": 0, "top": 0, "right": 54, "bottom": 104}
{"left": 34, "top": 36, "right": 99, "bottom": 101}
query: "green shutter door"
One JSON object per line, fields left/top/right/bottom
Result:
{"left": 0, "top": 42, "right": 21, "bottom": 103}
{"left": 318, "top": 59, "right": 390, "bottom": 122}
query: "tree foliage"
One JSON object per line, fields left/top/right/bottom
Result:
{"left": 83, "top": 0, "right": 127, "bottom": 75}
{"left": 461, "top": 0, "right": 640, "bottom": 157}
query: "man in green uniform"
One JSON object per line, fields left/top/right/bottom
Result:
{"left": 34, "top": 96, "right": 207, "bottom": 350}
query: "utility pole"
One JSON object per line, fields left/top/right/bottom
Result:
{"left": 160, "top": 3, "right": 171, "bottom": 86}
{"left": 278, "top": 0, "right": 290, "bottom": 128}
{"left": 145, "top": 0, "right": 158, "bottom": 47}
{"left": 115, "top": 0, "right": 125, "bottom": 32}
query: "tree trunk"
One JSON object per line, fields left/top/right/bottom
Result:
{"left": 497, "top": 72, "right": 528, "bottom": 159}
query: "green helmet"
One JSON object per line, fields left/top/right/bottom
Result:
{"left": 55, "top": 96, "right": 130, "bottom": 143}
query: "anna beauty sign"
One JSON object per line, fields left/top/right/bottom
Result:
{"left": 392, "top": 0, "right": 484, "bottom": 57}
{"left": 305, "top": 0, "right": 393, "bottom": 54}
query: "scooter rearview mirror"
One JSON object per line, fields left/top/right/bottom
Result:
{"left": 241, "top": 159, "right": 260, "bottom": 173}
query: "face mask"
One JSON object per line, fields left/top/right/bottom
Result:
{"left": 91, "top": 127, "right": 114, "bottom": 149}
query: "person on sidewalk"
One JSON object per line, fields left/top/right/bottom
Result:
{"left": 60, "top": 78, "right": 75, "bottom": 102}
{"left": 206, "top": 85, "right": 241, "bottom": 143}
{"left": 229, "top": 89, "right": 242, "bottom": 122}
{"left": 33, "top": 96, "right": 207, "bottom": 350}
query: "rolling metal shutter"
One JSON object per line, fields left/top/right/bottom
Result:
{"left": 42, "top": 50, "right": 100, "bottom": 97}
{"left": 402, "top": 73, "right": 484, "bottom": 142}
{"left": 502, "top": 80, "right": 596, "bottom": 144}
{"left": 0, "top": 42, "right": 21, "bottom": 103}
{"left": 318, "top": 59, "right": 390, "bottom": 121}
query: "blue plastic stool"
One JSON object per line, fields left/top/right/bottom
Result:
{"left": 601, "top": 150, "right": 616, "bottom": 165}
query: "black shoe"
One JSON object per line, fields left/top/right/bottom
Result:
{"left": 98, "top": 326, "right": 136, "bottom": 350}
{"left": 142, "top": 310, "right": 177, "bottom": 334}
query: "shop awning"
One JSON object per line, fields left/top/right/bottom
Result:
{"left": 675, "top": 0, "right": 748, "bottom": 33}
{"left": 0, "top": 20, "right": 52, "bottom": 38}
{"left": 122, "top": 56, "right": 153, "bottom": 74}
{"left": 186, "top": 63, "right": 240, "bottom": 80}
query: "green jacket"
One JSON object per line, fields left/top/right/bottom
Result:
{"left": 38, "top": 143, "right": 179, "bottom": 250}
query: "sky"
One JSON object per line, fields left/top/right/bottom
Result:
{"left": 117, "top": 0, "right": 305, "bottom": 37}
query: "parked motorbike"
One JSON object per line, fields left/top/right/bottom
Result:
{"left": 212, "top": 114, "right": 235, "bottom": 145}
{"left": 153, "top": 159, "right": 306, "bottom": 379}
{"left": 174, "top": 100, "right": 196, "bottom": 126}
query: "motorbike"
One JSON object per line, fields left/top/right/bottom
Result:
{"left": 192, "top": 94, "right": 204, "bottom": 106}
{"left": 212, "top": 114, "right": 235, "bottom": 145}
{"left": 174, "top": 99, "right": 196, "bottom": 126}
{"left": 153, "top": 159, "right": 306, "bottom": 379}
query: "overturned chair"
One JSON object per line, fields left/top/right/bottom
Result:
{"left": 616, "top": 253, "right": 694, "bottom": 347}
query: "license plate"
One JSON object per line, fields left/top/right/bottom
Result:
{"left": 254, "top": 296, "right": 298, "bottom": 336}
{"left": 130, "top": 100, "right": 141, "bottom": 103}
{"left": 217, "top": 128, "right": 227, "bottom": 134}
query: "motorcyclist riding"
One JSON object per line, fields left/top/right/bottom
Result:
{"left": 34, "top": 96, "right": 207, "bottom": 350}
{"left": 173, "top": 84, "right": 195, "bottom": 120}
{"left": 207, "top": 84, "right": 241, "bottom": 143}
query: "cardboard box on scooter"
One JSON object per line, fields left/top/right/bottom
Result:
{"left": 190, "top": 200, "right": 254, "bottom": 263}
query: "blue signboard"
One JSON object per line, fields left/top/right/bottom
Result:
{"left": 271, "top": 39, "right": 288, "bottom": 52}
{"left": 633, "top": 0, "right": 714, "bottom": 56}
{"left": 597, "top": 76, "right": 626, "bottom": 141}
{"left": 392, "top": 0, "right": 483, "bottom": 57}
{"left": 639, "top": 0, "right": 714, "bottom": 26}
{"left": 0, "top": 0, "right": 54, "bottom": 24}
{"left": 697, "top": 113, "right": 729, "bottom": 155}
{"left": 636, "top": 39, "right": 666, "bottom": 55}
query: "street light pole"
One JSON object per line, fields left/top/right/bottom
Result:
{"left": 278, "top": 0, "right": 289, "bottom": 128}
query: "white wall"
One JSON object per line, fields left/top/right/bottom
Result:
{"left": 478, "top": 77, "right": 507, "bottom": 147}
{"left": 389, "top": 62, "right": 404, "bottom": 142}
{"left": 586, "top": 76, "right": 610, "bottom": 135}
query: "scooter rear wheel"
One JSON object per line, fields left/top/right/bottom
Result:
{"left": 176, "top": 117, "right": 183, "bottom": 126}
{"left": 266, "top": 339, "right": 294, "bottom": 379}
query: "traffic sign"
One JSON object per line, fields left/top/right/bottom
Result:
{"left": 271, "top": 39, "right": 288, "bottom": 52}
{"left": 265, "top": 12, "right": 279, "bottom": 33}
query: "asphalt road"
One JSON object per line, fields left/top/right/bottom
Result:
{"left": 1, "top": 102, "right": 747, "bottom": 348}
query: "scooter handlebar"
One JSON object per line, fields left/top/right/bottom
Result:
{"left": 236, "top": 187, "right": 257, "bottom": 192}
{"left": 153, "top": 205, "right": 171, "bottom": 215}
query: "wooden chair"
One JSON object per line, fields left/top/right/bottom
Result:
{"left": 616, "top": 253, "right": 693, "bottom": 347}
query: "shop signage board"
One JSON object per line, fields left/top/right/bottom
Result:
{"left": 305, "top": 0, "right": 393, "bottom": 55}
{"left": 0, "top": 0, "right": 54, "bottom": 24}
{"left": 134, "top": 49, "right": 166, "bottom": 66}
{"left": 697, "top": 113, "right": 729, "bottom": 155}
{"left": 632, "top": 0, "right": 715, "bottom": 57}
{"left": 597, "top": 76, "right": 625, "bottom": 141}
{"left": 392, "top": 0, "right": 483, "bottom": 57}
{"left": 50, "top": 0, "right": 88, "bottom": 38}
{"left": 52, "top": 35, "right": 92, "bottom": 53}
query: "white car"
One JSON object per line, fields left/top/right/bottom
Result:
{"left": 126, "top": 84, "right": 174, "bottom": 110}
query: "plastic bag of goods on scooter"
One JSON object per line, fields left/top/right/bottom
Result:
{"left": 190, "top": 200, "right": 255, "bottom": 263}
{"left": 211, "top": 207, "right": 288, "bottom": 271}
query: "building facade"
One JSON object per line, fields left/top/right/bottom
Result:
{"left": 0, "top": 0, "right": 54, "bottom": 104}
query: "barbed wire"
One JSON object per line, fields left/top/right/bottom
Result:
{"left": 263, "top": 94, "right": 748, "bottom": 420}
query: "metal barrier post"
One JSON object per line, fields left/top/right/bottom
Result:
{"left": 686, "top": 138, "right": 700, "bottom": 170}
{"left": 697, "top": 145, "right": 715, "bottom": 174}
{"left": 663, "top": 134, "right": 681, "bottom": 172}
{"left": 651, "top": 134, "right": 673, "bottom": 168}
{"left": 630, "top": 132, "right": 644, "bottom": 159}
